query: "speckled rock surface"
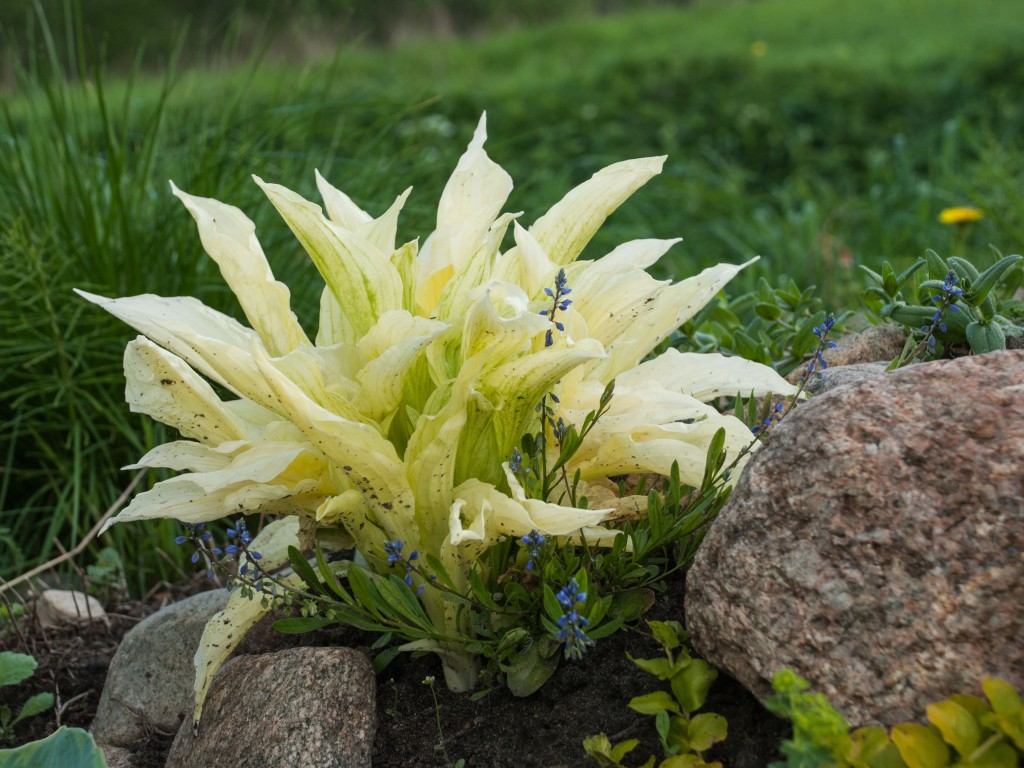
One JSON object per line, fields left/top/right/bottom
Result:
{"left": 822, "top": 323, "right": 905, "bottom": 368}
{"left": 91, "top": 590, "right": 229, "bottom": 745}
{"left": 165, "top": 647, "right": 376, "bottom": 768}
{"left": 799, "top": 361, "right": 889, "bottom": 396}
{"left": 686, "top": 350, "right": 1024, "bottom": 726}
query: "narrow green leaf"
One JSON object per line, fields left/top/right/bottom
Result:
{"left": 970, "top": 256, "right": 1019, "bottom": 307}
{"left": 13, "top": 692, "right": 54, "bottom": 724}
{"left": 271, "top": 616, "right": 336, "bottom": 634}
{"left": 314, "top": 546, "right": 351, "bottom": 603}
{"left": 287, "top": 546, "right": 322, "bottom": 594}
{"left": 424, "top": 553, "right": 460, "bottom": 593}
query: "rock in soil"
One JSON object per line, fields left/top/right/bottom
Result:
{"left": 687, "top": 349, "right": 1024, "bottom": 726}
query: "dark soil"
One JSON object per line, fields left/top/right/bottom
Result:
{"left": 2, "top": 572, "right": 789, "bottom": 767}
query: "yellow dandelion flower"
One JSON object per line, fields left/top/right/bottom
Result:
{"left": 938, "top": 206, "right": 984, "bottom": 225}
{"left": 750, "top": 41, "right": 768, "bottom": 58}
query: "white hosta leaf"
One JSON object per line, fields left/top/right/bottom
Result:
{"left": 390, "top": 240, "right": 419, "bottom": 316}
{"left": 354, "top": 311, "right": 447, "bottom": 425}
{"left": 314, "top": 169, "right": 373, "bottom": 230}
{"left": 448, "top": 478, "right": 612, "bottom": 557}
{"left": 558, "top": 378, "right": 723, "bottom": 445}
{"left": 193, "top": 572, "right": 304, "bottom": 728}
{"left": 256, "top": 176, "right": 403, "bottom": 342}
{"left": 123, "top": 337, "right": 250, "bottom": 445}
{"left": 88, "top": 292, "right": 361, "bottom": 427}
{"left": 78, "top": 291, "right": 274, "bottom": 402}
{"left": 415, "top": 113, "right": 514, "bottom": 315}
{"left": 356, "top": 188, "right": 412, "bottom": 255}
{"left": 241, "top": 515, "right": 301, "bottom": 574}
{"left": 104, "top": 442, "right": 330, "bottom": 530}
{"left": 573, "top": 417, "right": 752, "bottom": 488}
{"left": 316, "top": 286, "right": 347, "bottom": 347}
{"left": 271, "top": 344, "right": 366, "bottom": 423}
{"left": 435, "top": 211, "right": 521, "bottom": 320}
{"left": 592, "top": 259, "right": 757, "bottom": 380}
{"left": 618, "top": 348, "right": 798, "bottom": 402}
{"left": 404, "top": 380, "right": 470, "bottom": 548}
{"left": 250, "top": 344, "right": 409, "bottom": 516}
{"left": 492, "top": 221, "right": 559, "bottom": 299}
{"left": 124, "top": 440, "right": 238, "bottom": 473}
{"left": 435, "top": 114, "right": 514, "bottom": 270}
{"left": 529, "top": 156, "right": 665, "bottom": 266}
{"left": 315, "top": 170, "right": 412, "bottom": 255}
{"left": 170, "top": 183, "right": 310, "bottom": 356}
{"left": 459, "top": 339, "right": 606, "bottom": 486}
{"left": 459, "top": 280, "right": 548, "bottom": 363}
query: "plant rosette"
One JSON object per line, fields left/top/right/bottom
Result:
{"left": 78, "top": 113, "right": 795, "bottom": 726}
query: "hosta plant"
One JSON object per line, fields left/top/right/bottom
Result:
{"left": 79, "top": 114, "right": 794, "bottom": 725}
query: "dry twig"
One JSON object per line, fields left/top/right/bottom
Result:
{"left": 0, "top": 470, "right": 147, "bottom": 596}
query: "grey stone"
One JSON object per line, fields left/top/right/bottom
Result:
{"left": 686, "top": 350, "right": 1024, "bottom": 726}
{"left": 823, "top": 323, "right": 905, "bottom": 367}
{"left": 99, "top": 744, "right": 139, "bottom": 768}
{"left": 91, "top": 589, "right": 230, "bottom": 745}
{"left": 165, "top": 647, "right": 376, "bottom": 768}
{"left": 36, "top": 589, "right": 108, "bottom": 629}
{"left": 799, "top": 361, "right": 889, "bottom": 396}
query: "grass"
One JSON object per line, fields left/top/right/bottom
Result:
{"left": 1, "top": 0, "right": 1023, "bottom": 593}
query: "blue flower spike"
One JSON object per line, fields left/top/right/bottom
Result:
{"left": 541, "top": 269, "right": 573, "bottom": 347}
{"left": 554, "top": 578, "right": 594, "bottom": 661}
{"left": 384, "top": 539, "right": 419, "bottom": 587}
{"left": 520, "top": 530, "right": 547, "bottom": 571}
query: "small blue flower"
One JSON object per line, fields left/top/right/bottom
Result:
{"left": 552, "top": 417, "right": 568, "bottom": 442}
{"left": 553, "top": 578, "right": 594, "bottom": 661}
{"left": 384, "top": 539, "right": 404, "bottom": 564}
{"left": 509, "top": 447, "right": 523, "bottom": 473}
{"left": 520, "top": 530, "right": 547, "bottom": 571}
{"left": 542, "top": 269, "right": 573, "bottom": 347}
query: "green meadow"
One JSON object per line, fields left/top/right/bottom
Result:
{"left": 2, "top": 0, "right": 1023, "bottom": 591}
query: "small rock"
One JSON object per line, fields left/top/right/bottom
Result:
{"left": 823, "top": 323, "right": 905, "bottom": 368}
{"left": 165, "top": 647, "right": 376, "bottom": 768}
{"left": 36, "top": 589, "right": 108, "bottom": 629}
{"left": 799, "top": 361, "right": 889, "bottom": 396}
{"left": 686, "top": 350, "right": 1024, "bottom": 726}
{"left": 100, "top": 744, "right": 139, "bottom": 768}
{"left": 91, "top": 589, "right": 229, "bottom": 745}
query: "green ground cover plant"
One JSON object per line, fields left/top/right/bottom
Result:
{"left": 2, "top": 0, "right": 1024, "bottom": 598}
{"left": 0, "top": 650, "right": 52, "bottom": 744}
{"left": 766, "top": 670, "right": 1024, "bottom": 768}
{"left": 584, "top": 620, "right": 727, "bottom": 768}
